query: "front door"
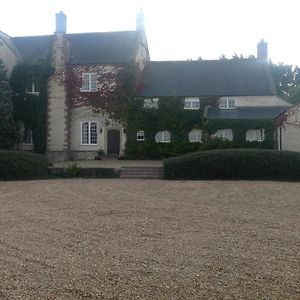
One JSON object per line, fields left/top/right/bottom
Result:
{"left": 107, "top": 130, "right": 120, "bottom": 155}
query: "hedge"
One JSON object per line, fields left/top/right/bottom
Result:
{"left": 164, "top": 149, "right": 300, "bottom": 180}
{"left": 0, "top": 150, "right": 51, "bottom": 180}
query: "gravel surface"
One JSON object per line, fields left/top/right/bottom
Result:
{"left": 0, "top": 179, "right": 299, "bottom": 300}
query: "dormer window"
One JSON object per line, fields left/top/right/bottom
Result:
{"left": 219, "top": 98, "right": 235, "bottom": 109}
{"left": 81, "top": 73, "right": 97, "bottom": 92}
{"left": 184, "top": 98, "right": 200, "bottom": 110}
{"left": 143, "top": 98, "right": 159, "bottom": 109}
{"left": 26, "top": 83, "right": 39, "bottom": 95}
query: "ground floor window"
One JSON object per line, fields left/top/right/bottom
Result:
{"left": 155, "top": 131, "right": 171, "bottom": 143}
{"left": 24, "top": 128, "right": 33, "bottom": 144}
{"left": 215, "top": 129, "right": 233, "bottom": 141}
{"left": 246, "top": 129, "right": 265, "bottom": 142}
{"left": 81, "top": 121, "right": 98, "bottom": 145}
{"left": 136, "top": 130, "right": 145, "bottom": 141}
{"left": 188, "top": 129, "right": 202, "bottom": 143}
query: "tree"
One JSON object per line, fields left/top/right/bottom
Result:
{"left": 0, "top": 60, "right": 17, "bottom": 149}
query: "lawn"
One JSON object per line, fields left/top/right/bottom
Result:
{"left": 0, "top": 179, "right": 299, "bottom": 299}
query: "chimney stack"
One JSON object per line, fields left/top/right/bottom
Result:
{"left": 257, "top": 39, "right": 268, "bottom": 61}
{"left": 136, "top": 9, "right": 145, "bottom": 31}
{"left": 55, "top": 11, "right": 67, "bottom": 34}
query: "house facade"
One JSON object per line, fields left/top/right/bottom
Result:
{"left": 0, "top": 12, "right": 294, "bottom": 161}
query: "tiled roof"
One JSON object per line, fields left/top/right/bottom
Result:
{"left": 137, "top": 60, "right": 277, "bottom": 97}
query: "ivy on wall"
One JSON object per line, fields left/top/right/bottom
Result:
{"left": 10, "top": 61, "right": 53, "bottom": 154}
{"left": 125, "top": 97, "right": 276, "bottom": 159}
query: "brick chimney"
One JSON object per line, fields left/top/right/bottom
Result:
{"left": 257, "top": 39, "right": 268, "bottom": 61}
{"left": 55, "top": 11, "right": 67, "bottom": 34}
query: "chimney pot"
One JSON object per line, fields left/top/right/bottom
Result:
{"left": 257, "top": 39, "right": 268, "bottom": 61}
{"left": 55, "top": 11, "right": 67, "bottom": 34}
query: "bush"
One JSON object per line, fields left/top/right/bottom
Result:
{"left": 49, "top": 167, "right": 119, "bottom": 178}
{"left": 164, "top": 149, "right": 300, "bottom": 180}
{"left": 0, "top": 150, "right": 51, "bottom": 180}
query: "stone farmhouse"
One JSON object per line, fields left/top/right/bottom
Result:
{"left": 0, "top": 11, "right": 296, "bottom": 161}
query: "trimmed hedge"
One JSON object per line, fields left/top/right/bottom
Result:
{"left": 164, "top": 149, "right": 300, "bottom": 180}
{"left": 0, "top": 150, "right": 51, "bottom": 180}
{"left": 49, "top": 167, "right": 120, "bottom": 178}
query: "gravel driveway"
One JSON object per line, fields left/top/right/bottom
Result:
{"left": 0, "top": 179, "right": 299, "bottom": 299}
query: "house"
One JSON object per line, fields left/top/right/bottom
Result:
{"left": 0, "top": 12, "right": 293, "bottom": 161}
{"left": 276, "top": 104, "right": 300, "bottom": 152}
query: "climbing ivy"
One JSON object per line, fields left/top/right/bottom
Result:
{"left": 125, "top": 97, "right": 276, "bottom": 159}
{"left": 10, "top": 60, "right": 53, "bottom": 154}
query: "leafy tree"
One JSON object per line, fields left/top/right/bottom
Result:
{"left": 0, "top": 60, "right": 17, "bottom": 149}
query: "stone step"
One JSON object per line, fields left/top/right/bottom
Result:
{"left": 120, "top": 167, "right": 164, "bottom": 179}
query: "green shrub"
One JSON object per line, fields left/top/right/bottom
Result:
{"left": 164, "top": 149, "right": 300, "bottom": 180}
{"left": 0, "top": 150, "right": 50, "bottom": 180}
{"left": 49, "top": 167, "right": 119, "bottom": 178}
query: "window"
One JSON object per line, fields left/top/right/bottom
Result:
{"left": 136, "top": 130, "right": 145, "bottom": 141}
{"left": 246, "top": 129, "right": 265, "bottom": 142}
{"left": 184, "top": 98, "right": 200, "bottom": 110}
{"left": 215, "top": 129, "right": 233, "bottom": 141}
{"left": 81, "top": 121, "right": 98, "bottom": 145}
{"left": 143, "top": 98, "right": 159, "bottom": 109}
{"left": 188, "top": 129, "right": 202, "bottom": 143}
{"left": 81, "top": 73, "right": 97, "bottom": 92}
{"left": 26, "top": 82, "right": 39, "bottom": 95}
{"left": 24, "top": 128, "right": 33, "bottom": 144}
{"left": 155, "top": 131, "right": 171, "bottom": 143}
{"left": 219, "top": 98, "right": 235, "bottom": 109}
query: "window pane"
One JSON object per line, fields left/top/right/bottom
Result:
{"left": 90, "top": 74, "right": 97, "bottom": 92}
{"left": 163, "top": 131, "right": 171, "bottom": 142}
{"left": 82, "top": 74, "right": 90, "bottom": 91}
{"left": 155, "top": 131, "right": 162, "bottom": 143}
{"left": 189, "top": 129, "right": 202, "bottom": 143}
{"left": 24, "top": 128, "right": 33, "bottom": 144}
{"left": 90, "top": 122, "right": 98, "bottom": 144}
{"left": 137, "top": 130, "right": 145, "bottom": 141}
{"left": 81, "top": 122, "right": 89, "bottom": 144}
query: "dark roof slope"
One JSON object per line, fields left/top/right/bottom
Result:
{"left": 12, "top": 35, "right": 53, "bottom": 64}
{"left": 67, "top": 31, "right": 138, "bottom": 64}
{"left": 207, "top": 106, "right": 289, "bottom": 119}
{"left": 137, "top": 60, "right": 276, "bottom": 97}
{"left": 12, "top": 31, "right": 139, "bottom": 65}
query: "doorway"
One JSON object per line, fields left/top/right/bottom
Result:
{"left": 107, "top": 129, "right": 120, "bottom": 155}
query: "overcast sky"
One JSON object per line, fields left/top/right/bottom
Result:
{"left": 1, "top": 0, "right": 299, "bottom": 66}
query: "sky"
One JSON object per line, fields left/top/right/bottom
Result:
{"left": 1, "top": 0, "right": 299, "bottom": 66}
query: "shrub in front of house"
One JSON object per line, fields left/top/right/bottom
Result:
{"left": 0, "top": 150, "right": 51, "bottom": 180}
{"left": 164, "top": 149, "right": 300, "bottom": 180}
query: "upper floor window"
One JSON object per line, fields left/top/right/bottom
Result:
{"left": 81, "top": 121, "right": 98, "bottom": 145}
{"left": 26, "top": 83, "right": 39, "bottom": 95}
{"left": 184, "top": 98, "right": 200, "bottom": 110}
{"left": 246, "top": 129, "right": 265, "bottom": 142}
{"left": 215, "top": 129, "right": 233, "bottom": 141}
{"left": 219, "top": 98, "right": 235, "bottom": 109}
{"left": 81, "top": 73, "right": 97, "bottom": 92}
{"left": 136, "top": 130, "right": 145, "bottom": 141}
{"left": 188, "top": 129, "right": 202, "bottom": 143}
{"left": 155, "top": 131, "right": 171, "bottom": 143}
{"left": 143, "top": 98, "right": 159, "bottom": 109}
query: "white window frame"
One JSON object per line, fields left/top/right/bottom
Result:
{"left": 188, "top": 129, "right": 202, "bottom": 143}
{"left": 155, "top": 131, "right": 171, "bottom": 143}
{"left": 26, "top": 83, "right": 39, "bottom": 95}
{"left": 215, "top": 129, "right": 233, "bottom": 141}
{"left": 24, "top": 128, "right": 33, "bottom": 145}
{"left": 184, "top": 98, "right": 200, "bottom": 110}
{"left": 246, "top": 129, "right": 265, "bottom": 142}
{"left": 143, "top": 98, "right": 159, "bottom": 109}
{"left": 81, "top": 73, "right": 97, "bottom": 92}
{"left": 81, "top": 121, "right": 98, "bottom": 145}
{"left": 136, "top": 130, "right": 145, "bottom": 141}
{"left": 219, "top": 98, "right": 235, "bottom": 109}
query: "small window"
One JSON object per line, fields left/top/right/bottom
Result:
{"left": 184, "top": 98, "right": 200, "bottom": 110}
{"left": 219, "top": 98, "right": 235, "bottom": 109}
{"left": 24, "top": 128, "right": 33, "bottom": 144}
{"left": 143, "top": 98, "right": 159, "bottom": 109}
{"left": 189, "top": 129, "right": 202, "bottom": 143}
{"left": 136, "top": 130, "right": 145, "bottom": 141}
{"left": 215, "top": 129, "right": 233, "bottom": 141}
{"left": 81, "top": 121, "right": 98, "bottom": 145}
{"left": 246, "top": 129, "right": 265, "bottom": 142}
{"left": 155, "top": 131, "right": 171, "bottom": 143}
{"left": 81, "top": 73, "right": 97, "bottom": 92}
{"left": 26, "top": 83, "right": 39, "bottom": 95}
